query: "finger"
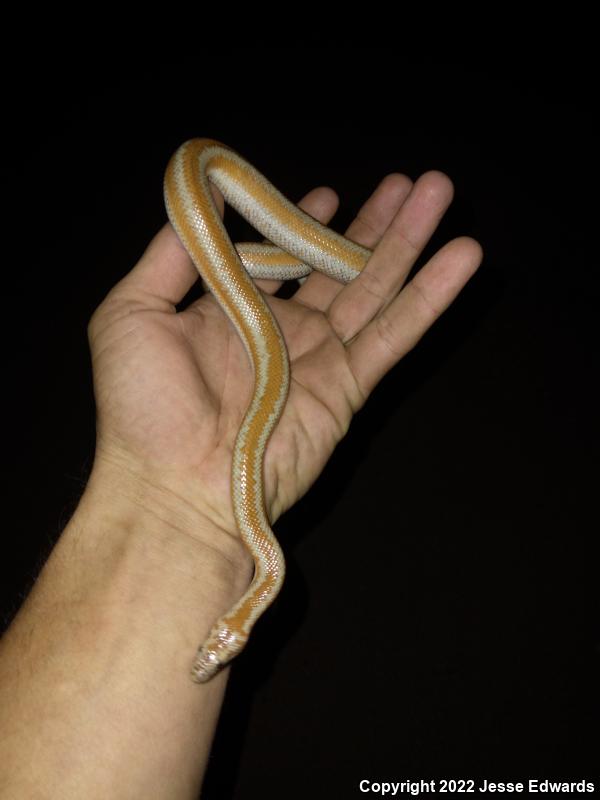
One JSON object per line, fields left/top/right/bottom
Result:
{"left": 253, "top": 186, "right": 340, "bottom": 295}
{"left": 348, "top": 236, "right": 483, "bottom": 398}
{"left": 328, "top": 171, "right": 455, "bottom": 343}
{"left": 115, "top": 223, "right": 198, "bottom": 309}
{"left": 117, "top": 184, "right": 226, "bottom": 309}
{"left": 295, "top": 173, "right": 413, "bottom": 312}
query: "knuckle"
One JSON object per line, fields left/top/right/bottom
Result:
{"left": 409, "top": 279, "right": 441, "bottom": 318}
{"left": 375, "top": 313, "right": 402, "bottom": 358}
{"left": 356, "top": 267, "right": 387, "bottom": 302}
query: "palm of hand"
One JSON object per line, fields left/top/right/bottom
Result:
{"left": 88, "top": 175, "right": 482, "bottom": 536}
{"left": 89, "top": 283, "right": 360, "bottom": 533}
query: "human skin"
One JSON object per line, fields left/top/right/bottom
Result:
{"left": 0, "top": 169, "right": 482, "bottom": 798}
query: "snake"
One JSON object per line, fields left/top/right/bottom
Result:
{"left": 164, "top": 139, "right": 371, "bottom": 682}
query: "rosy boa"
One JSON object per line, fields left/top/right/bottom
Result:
{"left": 164, "top": 139, "right": 371, "bottom": 682}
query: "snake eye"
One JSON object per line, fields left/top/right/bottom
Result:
{"left": 216, "top": 627, "right": 238, "bottom": 648}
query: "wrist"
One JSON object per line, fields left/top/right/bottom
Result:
{"left": 72, "top": 455, "right": 254, "bottom": 605}
{"left": 91, "top": 447, "right": 251, "bottom": 559}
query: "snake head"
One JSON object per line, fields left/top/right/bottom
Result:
{"left": 190, "top": 625, "right": 246, "bottom": 683}
{"left": 191, "top": 647, "right": 222, "bottom": 683}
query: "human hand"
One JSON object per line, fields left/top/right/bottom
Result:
{"left": 87, "top": 169, "right": 482, "bottom": 562}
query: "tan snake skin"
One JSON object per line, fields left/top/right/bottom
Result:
{"left": 164, "top": 139, "right": 371, "bottom": 682}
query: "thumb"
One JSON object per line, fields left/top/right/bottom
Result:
{"left": 116, "top": 183, "right": 225, "bottom": 308}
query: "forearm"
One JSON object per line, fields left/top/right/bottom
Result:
{"left": 0, "top": 462, "right": 252, "bottom": 799}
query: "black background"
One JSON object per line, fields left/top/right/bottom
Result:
{"left": 1, "top": 54, "right": 597, "bottom": 797}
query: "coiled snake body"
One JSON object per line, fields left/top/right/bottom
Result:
{"left": 164, "top": 139, "right": 371, "bottom": 682}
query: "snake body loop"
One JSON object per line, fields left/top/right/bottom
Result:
{"left": 164, "top": 139, "right": 371, "bottom": 682}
